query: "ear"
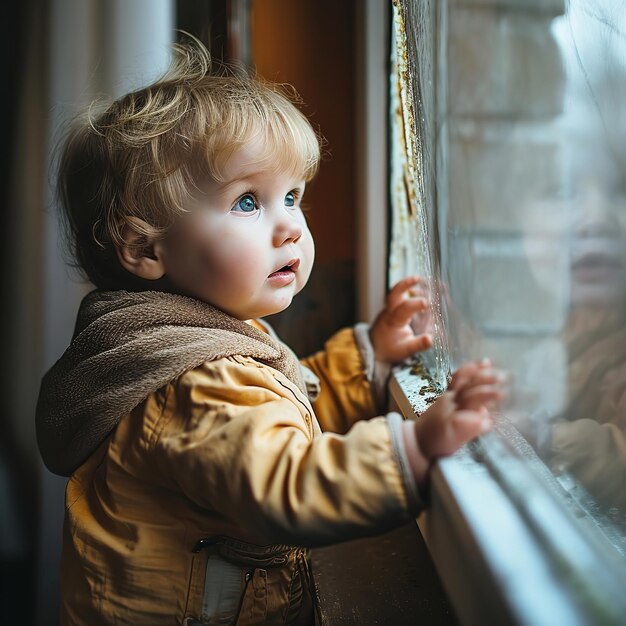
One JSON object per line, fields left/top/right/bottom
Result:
{"left": 115, "top": 218, "right": 166, "bottom": 281}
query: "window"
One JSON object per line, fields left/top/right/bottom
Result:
{"left": 389, "top": 0, "right": 626, "bottom": 622}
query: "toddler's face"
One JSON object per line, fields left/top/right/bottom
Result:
{"left": 155, "top": 140, "right": 315, "bottom": 320}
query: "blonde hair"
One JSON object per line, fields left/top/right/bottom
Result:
{"left": 58, "top": 39, "right": 321, "bottom": 290}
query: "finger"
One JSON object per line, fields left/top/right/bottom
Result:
{"left": 456, "top": 385, "right": 506, "bottom": 411}
{"left": 386, "top": 276, "right": 421, "bottom": 308}
{"left": 410, "top": 300, "right": 433, "bottom": 330}
{"left": 448, "top": 362, "right": 483, "bottom": 391}
{"left": 448, "top": 359, "right": 498, "bottom": 390}
{"left": 387, "top": 297, "right": 429, "bottom": 327}
{"left": 395, "top": 333, "right": 433, "bottom": 359}
{"left": 462, "top": 368, "right": 507, "bottom": 390}
{"left": 449, "top": 409, "right": 493, "bottom": 443}
{"left": 408, "top": 277, "right": 430, "bottom": 298}
{"left": 430, "top": 409, "right": 492, "bottom": 457}
{"left": 410, "top": 313, "right": 433, "bottom": 336}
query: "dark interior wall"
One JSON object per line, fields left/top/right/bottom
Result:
{"left": 251, "top": 0, "right": 358, "bottom": 355}
{"left": 1, "top": 2, "right": 41, "bottom": 625}
{"left": 177, "top": 0, "right": 227, "bottom": 58}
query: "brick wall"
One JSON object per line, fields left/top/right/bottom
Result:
{"left": 444, "top": 0, "right": 568, "bottom": 417}
{"left": 390, "top": 0, "right": 575, "bottom": 417}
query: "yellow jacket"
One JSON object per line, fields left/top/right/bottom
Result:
{"left": 60, "top": 326, "right": 421, "bottom": 625}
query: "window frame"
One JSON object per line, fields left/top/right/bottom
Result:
{"left": 373, "top": 1, "right": 626, "bottom": 624}
{"left": 390, "top": 367, "right": 626, "bottom": 625}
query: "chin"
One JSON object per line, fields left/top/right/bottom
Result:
{"left": 264, "top": 297, "right": 295, "bottom": 318}
{"left": 236, "top": 303, "right": 291, "bottom": 321}
{"left": 266, "top": 302, "right": 293, "bottom": 317}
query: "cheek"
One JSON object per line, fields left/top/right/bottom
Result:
{"left": 162, "top": 221, "right": 228, "bottom": 282}
{"left": 302, "top": 227, "right": 315, "bottom": 266}
{"left": 297, "top": 229, "right": 315, "bottom": 286}
{"left": 192, "top": 228, "right": 262, "bottom": 284}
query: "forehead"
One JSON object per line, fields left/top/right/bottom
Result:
{"left": 224, "top": 140, "right": 269, "bottom": 177}
{"left": 217, "top": 136, "right": 305, "bottom": 186}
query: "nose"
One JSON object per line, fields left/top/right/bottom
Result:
{"left": 574, "top": 183, "right": 621, "bottom": 237}
{"left": 575, "top": 205, "right": 620, "bottom": 238}
{"left": 272, "top": 212, "right": 303, "bottom": 247}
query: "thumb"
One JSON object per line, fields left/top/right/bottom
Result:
{"left": 447, "top": 409, "right": 492, "bottom": 450}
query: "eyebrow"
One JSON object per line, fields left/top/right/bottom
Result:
{"left": 220, "top": 175, "right": 258, "bottom": 193}
{"left": 220, "top": 175, "right": 306, "bottom": 196}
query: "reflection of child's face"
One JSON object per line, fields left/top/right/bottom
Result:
{"left": 155, "top": 140, "right": 315, "bottom": 320}
{"left": 570, "top": 182, "right": 626, "bottom": 306}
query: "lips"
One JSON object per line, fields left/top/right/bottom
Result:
{"left": 269, "top": 258, "right": 300, "bottom": 277}
{"left": 571, "top": 252, "right": 624, "bottom": 284}
{"left": 571, "top": 252, "right": 622, "bottom": 271}
{"left": 266, "top": 259, "right": 300, "bottom": 287}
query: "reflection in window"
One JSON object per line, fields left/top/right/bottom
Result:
{"left": 391, "top": 0, "right": 626, "bottom": 553}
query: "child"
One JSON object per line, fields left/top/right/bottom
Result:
{"left": 36, "top": 41, "right": 502, "bottom": 625}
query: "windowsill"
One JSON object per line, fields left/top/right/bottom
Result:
{"left": 389, "top": 357, "right": 626, "bottom": 626}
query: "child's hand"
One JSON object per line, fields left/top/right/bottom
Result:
{"left": 370, "top": 276, "right": 433, "bottom": 364}
{"left": 402, "top": 360, "right": 506, "bottom": 486}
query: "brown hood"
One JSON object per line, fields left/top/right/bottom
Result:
{"left": 35, "top": 290, "right": 305, "bottom": 476}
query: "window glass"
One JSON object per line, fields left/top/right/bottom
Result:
{"left": 391, "top": 0, "right": 626, "bottom": 550}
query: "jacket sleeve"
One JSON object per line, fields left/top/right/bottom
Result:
{"left": 301, "top": 326, "right": 389, "bottom": 434}
{"left": 149, "top": 356, "right": 421, "bottom": 547}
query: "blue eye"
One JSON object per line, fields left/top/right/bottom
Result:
{"left": 285, "top": 192, "right": 295, "bottom": 207}
{"left": 234, "top": 194, "right": 258, "bottom": 213}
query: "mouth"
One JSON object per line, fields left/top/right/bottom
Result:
{"left": 571, "top": 252, "right": 624, "bottom": 284}
{"left": 267, "top": 259, "right": 301, "bottom": 287}
{"left": 268, "top": 258, "right": 300, "bottom": 278}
